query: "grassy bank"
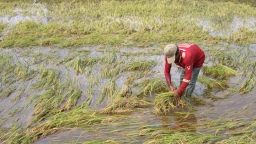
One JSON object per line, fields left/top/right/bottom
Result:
{"left": 0, "top": 0, "right": 255, "bottom": 48}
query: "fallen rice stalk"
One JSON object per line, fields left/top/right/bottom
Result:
{"left": 198, "top": 75, "right": 229, "bottom": 90}
{"left": 98, "top": 96, "right": 151, "bottom": 114}
{"left": 202, "top": 64, "right": 238, "bottom": 79}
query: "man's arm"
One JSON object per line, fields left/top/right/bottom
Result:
{"left": 177, "top": 63, "right": 193, "bottom": 95}
{"left": 164, "top": 56, "right": 174, "bottom": 90}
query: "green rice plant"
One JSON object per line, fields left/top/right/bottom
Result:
{"left": 30, "top": 81, "right": 82, "bottom": 126}
{"left": 36, "top": 37, "right": 64, "bottom": 46}
{"left": 0, "top": 21, "right": 40, "bottom": 48}
{"left": 100, "top": 62, "right": 124, "bottom": 79}
{"left": 11, "top": 86, "right": 26, "bottom": 102}
{"left": 143, "top": 129, "right": 219, "bottom": 144}
{"left": 124, "top": 60, "right": 156, "bottom": 71}
{"left": 7, "top": 108, "right": 114, "bottom": 143}
{"left": 1, "top": 0, "right": 256, "bottom": 48}
{"left": 198, "top": 75, "right": 229, "bottom": 90}
{"left": 31, "top": 52, "right": 57, "bottom": 64}
{"left": 0, "top": 55, "right": 17, "bottom": 85}
{"left": 1, "top": 86, "right": 16, "bottom": 99}
{"left": 229, "top": 27, "right": 256, "bottom": 44}
{"left": 32, "top": 68, "right": 60, "bottom": 90}
{"left": 97, "top": 79, "right": 118, "bottom": 105}
{"left": 137, "top": 78, "right": 169, "bottom": 97}
{"left": 55, "top": 82, "right": 77, "bottom": 106}
{"left": 8, "top": 108, "right": 21, "bottom": 117}
{"left": 239, "top": 72, "right": 256, "bottom": 94}
{"left": 202, "top": 64, "right": 238, "bottom": 79}
{"left": 56, "top": 57, "right": 74, "bottom": 65}
{"left": 98, "top": 96, "right": 151, "bottom": 114}
{"left": 74, "top": 49, "right": 91, "bottom": 56}
{"left": 31, "top": 89, "right": 57, "bottom": 124}
{"left": 66, "top": 57, "right": 99, "bottom": 74}
{"left": 100, "top": 50, "right": 118, "bottom": 64}
{"left": 0, "top": 55, "right": 10, "bottom": 70}
{"left": 1, "top": 71, "right": 16, "bottom": 86}
{"left": 99, "top": 52, "right": 125, "bottom": 78}
{"left": 0, "top": 22, "right": 6, "bottom": 33}
{"left": 204, "top": 89, "right": 236, "bottom": 101}
{"left": 138, "top": 127, "right": 157, "bottom": 136}
{"left": 8, "top": 133, "right": 32, "bottom": 144}
{"left": 100, "top": 79, "right": 117, "bottom": 97}
{"left": 190, "top": 96, "right": 210, "bottom": 105}
{"left": 215, "top": 134, "right": 255, "bottom": 144}
{"left": 87, "top": 74, "right": 101, "bottom": 91}
{"left": 13, "top": 63, "right": 36, "bottom": 81}
{"left": 39, "top": 22, "right": 69, "bottom": 38}
{"left": 117, "top": 84, "right": 133, "bottom": 98}
{"left": 59, "top": 89, "right": 82, "bottom": 111}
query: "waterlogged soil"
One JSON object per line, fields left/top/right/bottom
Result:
{"left": 34, "top": 93, "right": 256, "bottom": 144}
{"left": 0, "top": 43, "right": 256, "bottom": 143}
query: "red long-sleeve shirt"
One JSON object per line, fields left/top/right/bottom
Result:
{"left": 164, "top": 44, "right": 205, "bottom": 95}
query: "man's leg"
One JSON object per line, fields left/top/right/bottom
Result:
{"left": 180, "top": 68, "right": 201, "bottom": 97}
{"left": 180, "top": 69, "right": 185, "bottom": 86}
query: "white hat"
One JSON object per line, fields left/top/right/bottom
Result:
{"left": 164, "top": 44, "right": 177, "bottom": 64}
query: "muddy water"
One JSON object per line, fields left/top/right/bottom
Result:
{"left": 1, "top": 44, "right": 254, "bottom": 143}
{"left": 34, "top": 92, "right": 256, "bottom": 144}
{"left": 193, "top": 16, "right": 256, "bottom": 37}
{"left": 34, "top": 109, "right": 196, "bottom": 144}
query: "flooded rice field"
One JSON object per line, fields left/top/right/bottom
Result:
{"left": 0, "top": 0, "right": 256, "bottom": 143}
{"left": 0, "top": 43, "right": 256, "bottom": 143}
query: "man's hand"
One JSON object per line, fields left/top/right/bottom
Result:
{"left": 173, "top": 91, "right": 181, "bottom": 106}
{"left": 169, "top": 85, "right": 176, "bottom": 91}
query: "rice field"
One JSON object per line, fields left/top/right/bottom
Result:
{"left": 0, "top": 0, "right": 256, "bottom": 144}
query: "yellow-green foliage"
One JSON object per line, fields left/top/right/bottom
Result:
{"left": 98, "top": 96, "right": 151, "bottom": 114}
{"left": 229, "top": 27, "right": 256, "bottom": 43}
{"left": 203, "top": 64, "right": 238, "bottom": 79}
{"left": 239, "top": 71, "right": 256, "bottom": 94}
{"left": 198, "top": 75, "right": 229, "bottom": 90}
{"left": 125, "top": 61, "right": 156, "bottom": 71}
{"left": 1, "top": 0, "right": 256, "bottom": 48}
{"left": 1, "top": 21, "right": 40, "bottom": 47}
{"left": 7, "top": 108, "right": 124, "bottom": 144}
{"left": 0, "top": 22, "right": 6, "bottom": 33}
{"left": 154, "top": 92, "right": 189, "bottom": 114}
{"left": 154, "top": 92, "right": 176, "bottom": 114}
{"left": 66, "top": 57, "right": 99, "bottom": 74}
{"left": 138, "top": 78, "right": 169, "bottom": 96}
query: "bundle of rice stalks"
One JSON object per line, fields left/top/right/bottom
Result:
{"left": 154, "top": 92, "right": 175, "bottom": 114}
{"left": 98, "top": 96, "right": 151, "bottom": 114}
{"left": 202, "top": 64, "right": 238, "bottom": 79}
{"left": 198, "top": 75, "right": 229, "bottom": 90}
{"left": 154, "top": 92, "right": 187, "bottom": 114}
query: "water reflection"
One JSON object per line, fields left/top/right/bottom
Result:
{"left": 160, "top": 110, "right": 197, "bottom": 132}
